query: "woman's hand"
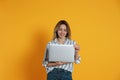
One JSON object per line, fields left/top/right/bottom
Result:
{"left": 56, "top": 62, "right": 69, "bottom": 66}
{"left": 56, "top": 62, "right": 63, "bottom": 65}
{"left": 74, "top": 44, "right": 80, "bottom": 60}
{"left": 74, "top": 44, "right": 80, "bottom": 53}
{"left": 47, "top": 62, "right": 69, "bottom": 67}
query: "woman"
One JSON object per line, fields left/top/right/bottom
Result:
{"left": 42, "top": 20, "right": 81, "bottom": 80}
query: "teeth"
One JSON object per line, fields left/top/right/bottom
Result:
{"left": 61, "top": 34, "right": 64, "bottom": 36}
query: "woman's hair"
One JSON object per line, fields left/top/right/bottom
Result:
{"left": 53, "top": 20, "right": 71, "bottom": 40}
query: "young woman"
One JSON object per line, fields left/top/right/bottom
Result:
{"left": 42, "top": 20, "right": 81, "bottom": 80}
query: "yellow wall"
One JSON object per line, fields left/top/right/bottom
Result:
{"left": 0, "top": 0, "right": 120, "bottom": 80}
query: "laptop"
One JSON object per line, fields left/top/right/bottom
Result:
{"left": 48, "top": 44, "right": 75, "bottom": 62}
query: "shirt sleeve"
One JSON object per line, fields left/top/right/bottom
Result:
{"left": 73, "top": 40, "right": 81, "bottom": 64}
{"left": 74, "top": 55, "right": 81, "bottom": 64}
{"left": 42, "top": 43, "right": 49, "bottom": 68}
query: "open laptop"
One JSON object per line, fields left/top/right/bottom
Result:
{"left": 48, "top": 44, "right": 75, "bottom": 62}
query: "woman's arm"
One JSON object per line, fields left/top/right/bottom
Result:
{"left": 74, "top": 44, "right": 80, "bottom": 61}
{"left": 47, "top": 62, "right": 69, "bottom": 67}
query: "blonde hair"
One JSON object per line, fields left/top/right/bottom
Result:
{"left": 53, "top": 20, "right": 71, "bottom": 40}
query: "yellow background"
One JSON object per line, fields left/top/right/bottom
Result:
{"left": 0, "top": 0, "right": 120, "bottom": 80}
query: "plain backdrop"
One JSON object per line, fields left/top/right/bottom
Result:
{"left": 0, "top": 0, "right": 120, "bottom": 80}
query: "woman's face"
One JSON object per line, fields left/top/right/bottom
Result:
{"left": 57, "top": 24, "right": 67, "bottom": 39}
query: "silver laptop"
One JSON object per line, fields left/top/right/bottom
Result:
{"left": 48, "top": 44, "right": 75, "bottom": 62}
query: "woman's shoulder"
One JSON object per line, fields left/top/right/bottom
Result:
{"left": 67, "top": 39, "right": 77, "bottom": 45}
{"left": 46, "top": 39, "right": 56, "bottom": 45}
{"left": 69, "top": 39, "right": 75, "bottom": 42}
{"left": 45, "top": 40, "right": 53, "bottom": 48}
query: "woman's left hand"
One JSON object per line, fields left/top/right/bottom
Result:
{"left": 74, "top": 44, "right": 80, "bottom": 53}
{"left": 74, "top": 44, "right": 80, "bottom": 60}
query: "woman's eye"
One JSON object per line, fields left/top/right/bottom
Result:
{"left": 58, "top": 29, "right": 62, "bottom": 31}
{"left": 58, "top": 28, "right": 67, "bottom": 32}
{"left": 64, "top": 29, "right": 67, "bottom": 32}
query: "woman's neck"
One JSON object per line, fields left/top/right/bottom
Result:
{"left": 57, "top": 37, "right": 66, "bottom": 44}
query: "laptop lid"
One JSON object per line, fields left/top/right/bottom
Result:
{"left": 48, "top": 44, "right": 75, "bottom": 62}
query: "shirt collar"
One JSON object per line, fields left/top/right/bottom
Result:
{"left": 54, "top": 38, "right": 69, "bottom": 44}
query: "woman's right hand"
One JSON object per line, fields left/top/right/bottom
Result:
{"left": 56, "top": 62, "right": 69, "bottom": 66}
{"left": 47, "top": 62, "right": 69, "bottom": 67}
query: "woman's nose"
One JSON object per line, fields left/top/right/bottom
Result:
{"left": 61, "top": 30, "right": 65, "bottom": 32}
